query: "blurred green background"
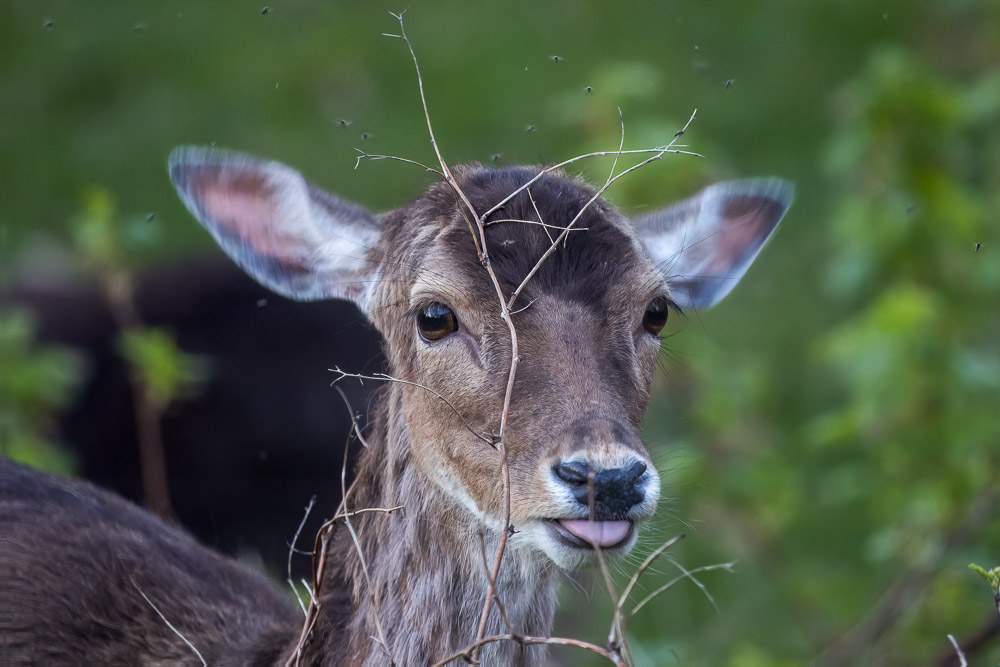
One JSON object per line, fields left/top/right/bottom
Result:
{"left": 2, "top": 0, "right": 998, "bottom": 664}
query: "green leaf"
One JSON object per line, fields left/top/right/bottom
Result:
{"left": 118, "top": 328, "right": 208, "bottom": 409}
{"left": 969, "top": 563, "right": 1000, "bottom": 593}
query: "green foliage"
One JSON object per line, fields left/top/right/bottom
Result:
{"left": 73, "top": 184, "right": 163, "bottom": 272}
{"left": 969, "top": 563, "right": 1000, "bottom": 597}
{"left": 4, "top": 0, "right": 1000, "bottom": 664}
{"left": 118, "top": 328, "right": 207, "bottom": 410}
{"left": 71, "top": 184, "right": 205, "bottom": 409}
{"left": 602, "top": 13, "right": 1000, "bottom": 667}
{"left": 0, "top": 310, "right": 82, "bottom": 474}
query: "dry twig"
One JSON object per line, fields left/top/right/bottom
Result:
{"left": 431, "top": 633, "right": 625, "bottom": 667}
{"left": 632, "top": 561, "right": 736, "bottom": 615}
{"left": 330, "top": 367, "right": 493, "bottom": 445}
{"left": 947, "top": 634, "right": 967, "bottom": 667}
{"left": 133, "top": 580, "right": 207, "bottom": 666}
{"left": 287, "top": 495, "right": 317, "bottom": 616}
{"left": 507, "top": 108, "right": 698, "bottom": 309}
{"left": 384, "top": 11, "right": 520, "bottom": 658}
{"left": 353, "top": 148, "right": 443, "bottom": 176}
{"left": 335, "top": 386, "right": 395, "bottom": 665}
{"left": 332, "top": 11, "right": 711, "bottom": 665}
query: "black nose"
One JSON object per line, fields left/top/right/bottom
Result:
{"left": 551, "top": 460, "right": 648, "bottom": 517}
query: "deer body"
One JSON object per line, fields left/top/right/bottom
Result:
{"left": 0, "top": 151, "right": 791, "bottom": 665}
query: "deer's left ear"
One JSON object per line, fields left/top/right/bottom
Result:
{"left": 633, "top": 179, "right": 794, "bottom": 309}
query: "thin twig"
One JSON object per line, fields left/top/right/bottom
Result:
{"left": 387, "top": 12, "right": 519, "bottom": 659}
{"left": 585, "top": 472, "right": 627, "bottom": 663}
{"left": 582, "top": 115, "right": 630, "bottom": 662}
{"left": 479, "top": 146, "right": 703, "bottom": 224}
{"left": 337, "top": 505, "right": 406, "bottom": 520}
{"left": 101, "top": 275, "right": 173, "bottom": 519}
{"left": 132, "top": 580, "right": 207, "bottom": 666}
{"left": 314, "top": 505, "right": 405, "bottom": 540}
{"left": 508, "top": 109, "right": 698, "bottom": 308}
{"left": 526, "top": 186, "right": 553, "bottom": 243}
{"left": 343, "top": 514, "right": 394, "bottom": 663}
{"left": 482, "top": 217, "right": 589, "bottom": 233}
{"left": 662, "top": 555, "right": 722, "bottom": 614}
{"left": 600, "top": 533, "right": 688, "bottom": 663}
{"left": 330, "top": 367, "right": 492, "bottom": 445}
{"left": 432, "top": 633, "right": 625, "bottom": 667}
{"left": 475, "top": 529, "right": 515, "bottom": 634}
{"left": 301, "top": 578, "right": 316, "bottom": 606}
{"left": 387, "top": 9, "right": 483, "bottom": 257}
{"left": 947, "top": 634, "right": 967, "bottom": 667}
{"left": 617, "top": 534, "right": 686, "bottom": 610}
{"left": 335, "top": 387, "right": 395, "bottom": 665}
{"left": 631, "top": 561, "right": 736, "bottom": 615}
{"left": 354, "top": 149, "right": 443, "bottom": 176}
{"left": 581, "top": 107, "right": 626, "bottom": 253}
{"left": 287, "top": 495, "right": 317, "bottom": 616}
{"left": 509, "top": 299, "right": 536, "bottom": 316}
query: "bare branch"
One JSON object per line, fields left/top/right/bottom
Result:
{"left": 330, "top": 367, "right": 493, "bottom": 446}
{"left": 947, "top": 634, "right": 967, "bottom": 667}
{"left": 581, "top": 106, "right": 627, "bottom": 255}
{"left": 617, "top": 534, "right": 686, "bottom": 611}
{"left": 508, "top": 109, "right": 699, "bottom": 308}
{"left": 509, "top": 299, "right": 537, "bottom": 316}
{"left": 631, "top": 561, "right": 736, "bottom": 615}
{"left": 479, "top": 146, "right": 702, "bottom": 224}
{"left": 342, "top": 514, "right": 394, "bottom": 663}
{"left": 585, "top": 474, "right": 627, "bottom": 663}
{"left": 483, "top": 217, "right": 589, "bottom": 233}
{"left": 334, "top": 386, "right": 395, "bottom": 665}
{"left": 475, "top": 529, "right": 515, "bottom": 634}
{"left": 336, "top": 505, "right": 406, "bottom": 520}
{"left": 368, "top": 17, "right": 709, "bottom": 667}
{"left": 132, "top": 580, "right": 207, "bottom": 666}
{"left": 301, "top": 578, "right": 316, "bottom": 606}
{"left": 386, "top": 12, "right": 520, "bottom": 658}
{"left": 287, "top": 495, "right": 317, "bottom": 616}
{"left": 353, "top": 148, "right": 443, "bottom": 176}
{"left": 527, "top": 186, "right": 553, "bottom": 243}
{"left": 389, "top": 9, "right": 483, "bottom": 256}
{"left": 432, "top": 633, "right": 625, "bottom": 667}
{"left": 664, "top": 555, "right": 724, "bottom": 614}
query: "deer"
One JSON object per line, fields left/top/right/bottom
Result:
{"left": 0, "top": 144, "right": 791, "bottom": 665}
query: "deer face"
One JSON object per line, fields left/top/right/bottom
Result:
{"left": 169, "top": 148, "right": 792, "bottom": 570}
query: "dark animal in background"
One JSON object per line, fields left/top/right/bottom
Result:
{"left": 1, "top": 146, "right": 791, "bottom": 665}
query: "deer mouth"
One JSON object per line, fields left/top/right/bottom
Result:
{"left": 547, "top": 519, "right": 634, "bottom": 549}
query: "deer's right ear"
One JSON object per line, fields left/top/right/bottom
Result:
{"left": 169, "top": 146, "right": 381, "bottom": 311}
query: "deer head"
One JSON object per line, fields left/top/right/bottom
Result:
{"left": 169, "top": 146, "right": 792, "bottom": 571}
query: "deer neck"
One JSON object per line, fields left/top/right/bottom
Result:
{"left": 299, "top": 385, "right": 557, "bottom": 666}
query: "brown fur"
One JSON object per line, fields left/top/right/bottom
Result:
{"left": 1, "top": 161, "right": 781, "bottom": 665}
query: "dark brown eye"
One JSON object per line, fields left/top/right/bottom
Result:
{"left": 642, "top": 297, "right": 669, "bottom": 335}
{"left": 417, "top": 303, "right": 458, "bottom": 341}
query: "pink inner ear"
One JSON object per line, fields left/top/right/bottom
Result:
{"left": 196, "top": 170, "right": 293, "bottom": 259}
{"left": 712, "top": 195, "right": 783, "bottom": 268}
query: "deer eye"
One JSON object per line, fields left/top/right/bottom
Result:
{"left": 417, "top": 303, "right": 458, "bottom": 341}
{"left": 642, "top": 296, "right": 670, "bottom": 336}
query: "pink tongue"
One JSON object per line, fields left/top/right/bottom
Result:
{"left": 559, "top": 519, "right": 631, "bottom": 547}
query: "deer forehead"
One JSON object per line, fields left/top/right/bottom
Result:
{"left": 388, "top": 167, "right": 664, "bottom": 315}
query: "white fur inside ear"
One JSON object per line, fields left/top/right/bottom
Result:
{"left": 169, "top": 146, "right": 382, "bottom": 310}
{"left": 637, "top": 178, "right": 793, "bottom": 309}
